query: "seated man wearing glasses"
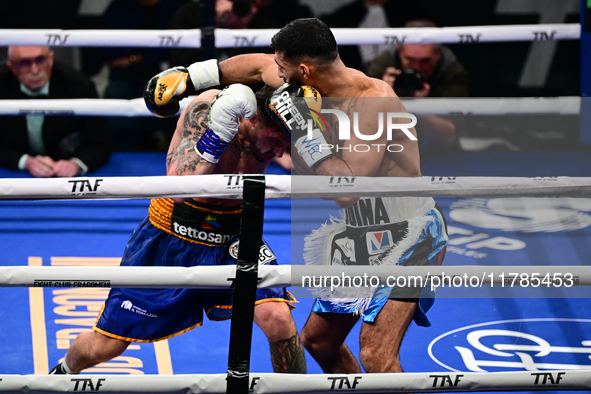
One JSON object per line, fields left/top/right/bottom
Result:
{"left": 0, "top": 46, "right": 112, "bottom": 177}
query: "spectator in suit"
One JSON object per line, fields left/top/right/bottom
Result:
{"left": 0, "top": 46, "right": 112, "bottom": 177}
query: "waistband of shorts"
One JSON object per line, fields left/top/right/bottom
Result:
{"left": 149, "top": 198, "right": 241, "bottom": 246}
{"left": 344, "top": 197, "right": 436, "bottom": 227}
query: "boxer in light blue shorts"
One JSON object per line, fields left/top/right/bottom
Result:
{"left": 307, "top": 197, "right": 448, "bottom": 327}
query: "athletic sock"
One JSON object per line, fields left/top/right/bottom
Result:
{"left": 48, "top": 363, "right": 66, "bottom": 374}
{"left": 48, "top": 361, "right": 79, "bottom": 375}
{"left": 62, "top": 360, "right": 77, "bottom": 374}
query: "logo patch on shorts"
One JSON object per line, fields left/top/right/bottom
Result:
{"left": 366, "top": 230, "right": 393, "bottom": 255}
{"left": 202, "top": 215, "right": 220, "bottom": 230}
{"left": 120, "top": 300, "right": 157, "bottom": 318}
{"left": 230, "top": 241, "right": 239, "bottom": 258}
{"left": 331, "top": 249, "right": 343, "bottom": 265}
{"left": 229, "top": 241, "right": 276, "bottom": 265}
{"left": 334, "top": 237, "right": 353, "bottom": 258}
{"left": 171, "top": 221, "right": 232, "bottom": 244}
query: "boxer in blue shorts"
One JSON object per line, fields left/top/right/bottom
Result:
{"left": 94, "top": 198, "right": 293, "bottom": 342}
{"left": 49, "top": 83, "right": 306, "bottom": 374}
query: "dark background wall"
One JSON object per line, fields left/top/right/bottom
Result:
{"left": 0, "top": 0, "right": 582, "bottom": 97}
{"left": 419, "top": 0, "right": 580, "bottom": 97}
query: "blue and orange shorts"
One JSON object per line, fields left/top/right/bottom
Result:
{"left": 94, "top": 198, "right": 294, "bottom": 342}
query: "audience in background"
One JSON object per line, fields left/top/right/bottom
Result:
{"left": 0, "top": 46, "right": 112, "bottom": 177}
{"left": 170, "top": 0, "right": 273, "bottom": 67}
{"left": 257, "top": 0, "right": 313, "bottom": 28}
{"left": 101, "top": 0, "right": 189, "bottom": 151}
{"left": 0, "top": 2, "right": 578, "bottom": 160}
{"left": 368, "top": 20, "right": 469, "bottom": 98}
{"left": 321, "top": 0, "right": 429, "bottom": 72}
{"left": 367, "top": 20, "right": 469, "bottom": 157}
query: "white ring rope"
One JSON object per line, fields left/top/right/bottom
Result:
{"left": 0, "top": 98, "right": 153, "bottom": 117}
{"left": 0, "top": 23, "right": 580, "bottom": 48}
{"left": 1, "top": 265, "right": 590, "bottom": 288}
{"left": 0, "top": 96, "right": 580, "bottom": 117}
{"left": 0, "top": 370, "right": 589, "bottom": 393}
{"left": 0, "top": 265, "right": 287, "bottom": 289}
{"left": 401, "top": 96, "right": 580, "bottom": 116}
{"left": 0, "top": 24, "right": 580, "bottom": 118}
{"left": 0, "top": 174, "right": 590, "bottom": 201}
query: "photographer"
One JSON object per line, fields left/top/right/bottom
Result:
{"left": 368, "top": 20, "right": 469, "bottom": 98}
{"left": 367, "top": 19, "right": 468, "bottom": 153}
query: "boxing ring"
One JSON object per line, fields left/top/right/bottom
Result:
{"left": 0, "top": 20, "right": 590, "bottom": 394}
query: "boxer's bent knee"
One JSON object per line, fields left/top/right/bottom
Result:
{"left": 254, "top": 301, "right": 295, "bottom": 341}
{"left": 359, "top": 343, "right": 401, "bottom": 373}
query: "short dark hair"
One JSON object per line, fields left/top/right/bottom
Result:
{"left": 402, "top": 19, "right": 441, "bottom": 50}
{"left": 271, "top": 18, "right": 338, "bottom": 64}
{"left": 255, "top": 85, "right": 281, "bottom": 130}
{"left": 404, "top": 19, "right": 437, "bottom": 28}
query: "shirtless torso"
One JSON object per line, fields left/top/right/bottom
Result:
{"left": 219, "top": 53, "right": 421, "bottom": 207}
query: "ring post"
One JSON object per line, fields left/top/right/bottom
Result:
{"left": 226, "top": 176, "right": 266, "bottom": 394}
{"left": 200, "top": 0, "right": 215, "bottom": 61}
{"left": 581, "top": 0, "right": 591, "bottom": 144}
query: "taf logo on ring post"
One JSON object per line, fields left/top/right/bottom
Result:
{"left": 428, "top": 318, "right": 591, "bottom": 373}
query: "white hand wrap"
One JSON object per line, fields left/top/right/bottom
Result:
{"left": 187, "top": 59, "right": 221, "bottom": 90}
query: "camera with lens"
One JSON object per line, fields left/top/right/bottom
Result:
{"left": 393, "top": 69, "right": 424, "bottom": 97}
{"left": 231, "top": 0, "right": 255, "bottom": 18}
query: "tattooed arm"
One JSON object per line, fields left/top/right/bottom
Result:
{"left": 166, "top": 90, "right": 219, "bottom": 176}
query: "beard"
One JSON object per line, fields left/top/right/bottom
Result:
{"left": 248, "top": 143, "right": 268, "bottom": 163}
{"left": 285, "top": 72, "right": 305, "bottom": 86}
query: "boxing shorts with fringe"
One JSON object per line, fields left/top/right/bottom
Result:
{"left": 305, "top": 197, "right": 447, "bottom": 327}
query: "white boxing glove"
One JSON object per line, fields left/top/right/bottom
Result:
{"left": 195, "top": 84, "right": 257, "bottom": 163}
{"left": 208, "top": 84, "right": 257, "bottom": 139}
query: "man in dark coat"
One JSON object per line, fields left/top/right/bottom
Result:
{"left": 0, "top": 46, "right": 111, "bottom": 177}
